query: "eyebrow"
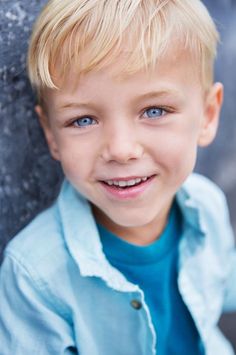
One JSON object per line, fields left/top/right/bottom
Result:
{"left": 58, "top": 89, "right": 183, "bottom": 110}
{"left": 132, "top": 90, "right": 183, "bottom": 102}
{"left": 58, "top": 101, "right": 95, "bottom": 111}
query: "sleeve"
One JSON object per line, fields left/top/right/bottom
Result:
{"left": 223, "top": 250, "right": 236, "bottom": 312}
{"left": 0, "top": 253, "right": 78, "bottom": 354}
{"left": 193, "top": 174, "right": 236, "bottom": 313}
{"left": 219, "top": 191, "right": 236, "bottom": 313}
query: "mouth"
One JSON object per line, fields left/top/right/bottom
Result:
{"left": 102, "top": 176, "right": 153, "bottom": 188}
{"left": 99, "top": 175, "right": 156, "bottom": 199}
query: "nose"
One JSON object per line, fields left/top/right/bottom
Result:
{"left": 101, "top": 122, "right": 143, "bottom": 164}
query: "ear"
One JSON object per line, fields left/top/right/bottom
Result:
{"left": 35, "top": 105, "right": 60, "bottom": 161}
{"left": 198, "top": 82, "right": 224, "bottom": 147}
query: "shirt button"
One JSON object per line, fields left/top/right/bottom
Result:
{"left": 130, "top": 299, "right": 142, "bottom": 310}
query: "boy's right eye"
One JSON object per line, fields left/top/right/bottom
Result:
{"left": 72, "top": 116, "right": 97, "bottom": 128}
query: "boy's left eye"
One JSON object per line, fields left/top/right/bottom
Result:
{"left": 143, "top": 107, "right": 166, "bottom": 119}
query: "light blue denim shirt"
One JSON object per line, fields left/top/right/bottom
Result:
{"left": 0, "top": 173, "right": 235, "bottom": 355}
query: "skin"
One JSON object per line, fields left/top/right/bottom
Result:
{"left": 36, "top": 48, "right": 223, "bottom": 246}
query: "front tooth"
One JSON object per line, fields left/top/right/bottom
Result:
{"left": 113, "top": 181, "right": 120, "bottom": 186}
{"left": 118, "top": 181, "right": 127, "bottom": 187}
{"left": 127, "top": 179, "right": 136, "bottom": 186}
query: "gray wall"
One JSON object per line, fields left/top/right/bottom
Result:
{"left": 0, "top": 0, "right": 235, "bottom": 349}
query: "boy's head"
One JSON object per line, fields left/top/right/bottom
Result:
{"left": 27, "top": 0, "right": 223, "bottom": 243}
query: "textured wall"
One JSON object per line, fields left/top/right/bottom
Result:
{"left": 0, "top": 0, "right": 63, "bottom": 259}
{"left": 0, "top": 0, "right": 235, "bottom": 349}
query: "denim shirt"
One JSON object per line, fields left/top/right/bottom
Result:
{"left": 0, "top": 173, "right": 235, "bottom": 355}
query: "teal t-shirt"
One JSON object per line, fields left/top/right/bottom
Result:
{"left": 97, "top": 202, "right": 203, "bottom": 355}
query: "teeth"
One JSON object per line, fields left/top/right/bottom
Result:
{"left": 106, "top": 177, "right": 149, "bottom": 187}
{"left": 134, "top": 178, "right": 142, "bottom": 184}
{"left": 118, "top": 181, "right": 127, "bottom": 187}
{"left": 127, "top": 179, "right": 136, "bottom": 186}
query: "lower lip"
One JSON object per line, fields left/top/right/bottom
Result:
{"left": 99, "top": 175, "right": 156, "bottom": 200}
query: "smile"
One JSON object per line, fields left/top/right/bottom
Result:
{"left": 100, "top": 175, "right": 156, "bottom": 200}
{"left": 105, "top": 176, "right": 149, "bottom": 188}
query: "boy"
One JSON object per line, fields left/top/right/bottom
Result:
{"left": 0, "top": 0, "right": 236, "bottom": 354}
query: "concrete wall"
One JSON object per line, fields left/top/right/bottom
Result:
{"left": 0, "top": 0, "right": 235, "bottom": 349}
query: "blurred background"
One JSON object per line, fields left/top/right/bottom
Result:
{"left": 0, "top": 0, "right": 235, "bottom": 349}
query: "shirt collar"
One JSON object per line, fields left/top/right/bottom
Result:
{"left": 57, "top": 177, "right": 207, "bottom": 287}
{"left": 57, "top": 179, "right": 138, "bottom": 292}
{"left": 176, "top": 178, "right": 207, "bottom": 238}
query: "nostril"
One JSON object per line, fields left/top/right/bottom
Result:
{"left": 101, "top": 136, "right": 143, "bottom": 163}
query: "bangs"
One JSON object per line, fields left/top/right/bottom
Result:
{"left": 28, "top": 0, "right": 219, "bottom": 95}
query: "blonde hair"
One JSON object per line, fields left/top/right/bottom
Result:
{"left": 27, "top": 0, "right": 219, "bottom": 100}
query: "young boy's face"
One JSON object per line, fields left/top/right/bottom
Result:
{"left": 37, "top": 47, "right": 223, "bottom": 244}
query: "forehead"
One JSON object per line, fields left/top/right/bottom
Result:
{"left": 46, "top": 47, "right": 202, "bottom": 107}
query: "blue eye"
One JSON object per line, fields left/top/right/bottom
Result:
{"left": 73, "top": 117, "right": 96, "bottom": 127}
{"left": 144, "top": 107, "right": 166, "bottom": 119}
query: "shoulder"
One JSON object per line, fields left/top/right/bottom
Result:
{"left": 3, "top": 201, "right": 72, "bottom": 283}
{"left": 0, "top": 202, "right": 75, "bottom": 328}
{"left": 1, "top": 200, "right": 80, "bottom": 316}
{"left": 5, "top": 203, "right": 62, "bottom": 261}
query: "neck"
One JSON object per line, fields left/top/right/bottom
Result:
{"left": 92, "top": 201, "right": 173, "bottom": 246}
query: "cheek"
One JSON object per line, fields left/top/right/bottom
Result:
{"left": 57, "top": 141, "right": 95, "bottom": 184}
{"left": 57, "top": 129, "right": 100, "bottom": 160}
{"left": 150, "top": 122, "right": 200, "bottom": 173}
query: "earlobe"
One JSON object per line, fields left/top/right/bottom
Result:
{"left": 35, "top": 105, "right": 60, "bottom": 161}
{"left": 198, "top": 82, "right": 224, "bottom": 147}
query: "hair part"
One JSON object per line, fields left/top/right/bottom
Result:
{"left": 27, "top": 0, "right": 219, "bottom": 101}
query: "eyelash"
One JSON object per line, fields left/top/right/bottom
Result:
{"left": 69, "top": 106, "right": 173, "bottom": 128}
